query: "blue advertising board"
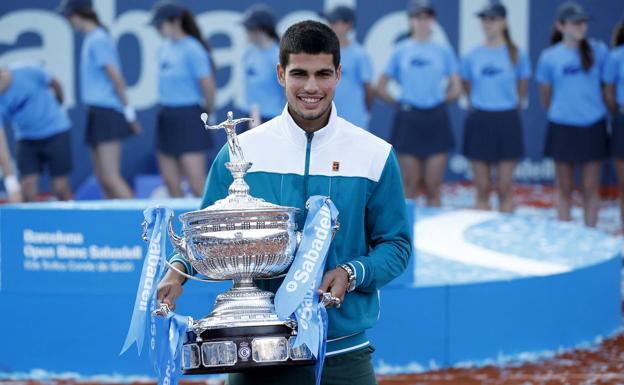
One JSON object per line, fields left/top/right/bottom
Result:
{"left": 1, "top": 0, "right": 623, "bottom": 193}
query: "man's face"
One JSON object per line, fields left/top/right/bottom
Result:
{"left": 277, "top": 53, "right": 341, "bottom": 124}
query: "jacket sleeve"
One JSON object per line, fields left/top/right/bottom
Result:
{"left": 169, "top": 145, "right": 232, "bottom": 276}
{"left": 347, "top": 149, "right": 413, "bottom": 292}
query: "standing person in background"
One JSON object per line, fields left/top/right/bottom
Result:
{"left": 58, "top": 0, "right": 139, "bottom": 199}
{"left": 0, "top": 63, "right": 73, "bottom": 202}
{"left": 604, "top": 14, "right": 624, "bottom": 229}
{"left": 150, "top": 1, "right": 216, "bottom": 197}
{"left": 241, "top": 4, "right": 284, "bottom": 129}
{"left": 377, "top": 0, "right": 461, "bottom": 206}
{"left": 537, "top": 2, "right": 609, "bottom": 228}
{"left": 460, "top": 1, "right": 531, "bottom": 213}
{"left": 325, "top": 5, "right": 375, "bottom": 131}
{"left": 0, "top": 128, "right": 22, "bottom": 202}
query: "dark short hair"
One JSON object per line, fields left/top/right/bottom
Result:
{"left": 279, "top": 20, "right": 340, "bottom": 69}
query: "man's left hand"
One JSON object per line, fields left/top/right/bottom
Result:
{"left": 317, "top": 267, "right": 349, "bottom": 308}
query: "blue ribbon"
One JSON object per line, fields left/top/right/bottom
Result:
{"left": 121, "top": 206, "right": 189, "bottom": 385}
{"left": 274, "top": 196, "right": 338, "bottom": 385}
{"left": 120, "top": 206, "right": 171, "bottom": 355}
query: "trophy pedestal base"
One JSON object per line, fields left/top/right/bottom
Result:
{"left": 181, "top": 323, "right": 316, "bottom": 375}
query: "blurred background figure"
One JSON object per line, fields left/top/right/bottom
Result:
{"left": 0, "top": 63, "right": 73, "bottom": 202}
{"left": 241, "top": 4, "right": 284, "bottom": 129}
{"left": 150, "top": 1, "right": 216, "bottom": 197}
{"left": 58, "top": 0, "right": 139, "bottom": 199}
{"left": 604, "top": 14, "right": 624, "bottom": 229}
{"left": 0, "top": 129, "right": 22, "bottom": 203}
{"left": 537, "top": 1, "right": 609, "bottom": 227}
{"left": 324, "top": 5, "right": 374, "bottom": 130}
{"left": 377, "top": 0, "right": 461, "bottom": 206}
{"left": 460, "top": 0, "right": 531, "bottom": 213}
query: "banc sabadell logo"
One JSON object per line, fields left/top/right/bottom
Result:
{"left": 0, "top": 0, "right": 530, "bottom": 111}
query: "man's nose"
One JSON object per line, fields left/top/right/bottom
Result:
{"left": 303, "top": 76, "right": 320, "bottom": 93}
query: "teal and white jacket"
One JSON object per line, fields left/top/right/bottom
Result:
{"left": 172, "top": 104, "right": 412, "bottom": 357}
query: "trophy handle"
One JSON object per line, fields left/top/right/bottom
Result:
{"left": 167, "top": 213, "right": 187, "bottom": 257}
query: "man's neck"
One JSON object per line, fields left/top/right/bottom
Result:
{"left": 287, "top": 105, "right": 332, "bottom": 134}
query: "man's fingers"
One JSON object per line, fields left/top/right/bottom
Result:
{"left": 317, "top": 273, "right": 334, "bottom": 295}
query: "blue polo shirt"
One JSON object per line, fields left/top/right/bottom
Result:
{"left": 0, "top": 64, "right": 70, "bottom": 140}
{"left": 384, "top": 39, "right": 458, "bottom": 108}
{"left": 460, "top": 45, "right": 532, "bottom": 111}
{"left": 536, "top": 40, "right": 608, "bottom": 126}
{"left": 243, "top": 42, "right": 284, "bottom": 118}
{"left": 80, "top": 27, "right": 123, "bottom": 111}
{"left": 603, "top": 45, "right": 624, "bottom": 107}
{"left": 333, "top": 42, "right": 373, "bottom": 129}
{"left": 158, "top": 36, "right": 212, "bottom": 107}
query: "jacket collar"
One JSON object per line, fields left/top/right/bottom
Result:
{"left": 280, "top": 102, "right": 339, "bottom": 150}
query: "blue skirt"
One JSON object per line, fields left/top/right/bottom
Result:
{"left": 85, "top": 106, "right": 131, "bottom": 147}
{"left": 156, "top": 105, "right": 212, "bottom": 156}
{"left": 390, "top": 103, "right": 455, "bottom": 158}
{"left": 611, "top": 112, "right": 624, "bottom": 159}
{"left": 462, "top": 109, "right": 524, "bottom": 163}
{"left": 544, "top": 119, "right": 609, "bottom": 163}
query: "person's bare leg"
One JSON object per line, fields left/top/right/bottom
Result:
{"left": 423, "top": 153, "right": 448, "bottom": 207}
{"left": 90, "top": 142, "right": 133, "bottom": 199}
{"left": 180, "top": 152, "right": 207, "bottom": 197}
{"left": 20, "top": 174, "right": 38, "bottom": 202}
{"left": 471, "top": 160, "right": 492, "bottom": 210}
{"left": 496, "top": 160, "right": 517, "bottom": 213}
{"left": 613, "top": 159, "right": 624, "bottom": 230}
{"left": 580, "top": 161, "right": 602, "bottom": 227}
{"left": 158, "top": 152, "right": 184, "bottom": 197}
{"left": 554, "top": 162, "right": 574, "bottom": 222}
{"left": 398, "top": 154, "right": 420, "bottom": 200}
{"left": 51, "top": 176, "right": 73, "bottom": 201}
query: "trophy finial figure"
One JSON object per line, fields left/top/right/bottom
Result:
{"left": 202, "top": 111, "right": 253, "bottom": 163}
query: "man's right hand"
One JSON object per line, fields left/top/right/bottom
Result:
{"left": 156, "top": 261, "right": 187, "bottom": 311}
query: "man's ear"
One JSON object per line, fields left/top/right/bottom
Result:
{"left": 335, "top": 63, "right": 342, "bottom": 83}
{"left": 277, "top": 63, "right": 286, "bottom": 87}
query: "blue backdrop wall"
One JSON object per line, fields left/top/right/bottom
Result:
{"left": 1, "top": 0, "right": 623, "bottom": 192}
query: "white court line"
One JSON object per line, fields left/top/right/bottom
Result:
{"left": 415, "top": 210, "right": 572, "bottom": 276}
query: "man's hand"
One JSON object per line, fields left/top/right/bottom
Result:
{"left": 317, "top": 267, "right": 350, "bottom": 308}
{"left": 156, "top": 261, "right": 186, "bottom": 311}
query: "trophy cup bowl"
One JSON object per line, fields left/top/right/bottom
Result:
{"left": 164, "top": 113, "right": 322, "bottom": 374}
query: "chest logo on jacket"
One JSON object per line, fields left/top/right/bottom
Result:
{"left": 481, "top": 65, "right": 503, "bottom": 77}
{"left": 410, "top": 57, "right": 431, "bottom": 67}
{"left": 332, "top": 161, "right": 340, "bottom": 172}
{"left": 563, "top": 64, "right": 583, "bottom": 76}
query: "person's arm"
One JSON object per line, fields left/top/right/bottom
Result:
{"left": 0, "top": 127, "right": 22, "bottom": 203}
{"left": 604, "top": 84, "right": 618, "bottom": 113}
{"left": 446, "top": 74, "right": 462, "bottom": 103}
{"left": 364, "top": 82, "right": 375, "bottom": 112}
{"left": 104, "top": 64, "right": 141, "bottom": 134}
{"left": 336, "top": 149, "right": 412, "bottom": 293}
{"left": 539, "top": 84, "right": 552, "bottom": 109}
{"left": 517, "top": 79, "right": 529, "bottom": 111}
{"left": 376, "top": 74, "right": 398, "bottom": 106}
{"left": 462, "top": 80, "right": 472, "bottom": 110}
{"left": 49, "top": 78, "right": 64, "bottom": 105}
{"left": 199, "top": 75, "right": 216, "bottom": 114}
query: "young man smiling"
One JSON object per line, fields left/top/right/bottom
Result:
{"left": 158, "top": 20, "right": 412, "bottom": 385}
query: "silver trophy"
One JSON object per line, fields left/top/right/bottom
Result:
{"left": 155, "top": 112, "right": 339, "bottom": 374}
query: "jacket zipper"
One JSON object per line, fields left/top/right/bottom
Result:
{"left": 303, "top": 132, "right": 314, "bottom": 219}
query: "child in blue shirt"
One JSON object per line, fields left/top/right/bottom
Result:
{"left": 241, "top": 5, "right": 285, "bottom": 129}
{"left": 325, "top": 5, "right": 374, "bottom": 131}
{"left": 149, "top": 2, "right": 216, "bottom": 198}
{"left": 377, "top": 0, "right": 461, "bottom": 206}
{"left": 58, "top": 0, "right": 140, "bottom": 199}
{"left": 604, "top": 16, "right": 624, "bottom": 228}
{"left": 0, "top": 62, "right": 72, "bottom": 201}
{"left": 536, "top": 1, "right": 609, "bottom": 227}
{"left": 460, "top": 1, "right": 531, "bottom": 213}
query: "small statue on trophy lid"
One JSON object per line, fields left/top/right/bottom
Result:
{"left": 201, "top": 111, "right": 253, "bottom": 164}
